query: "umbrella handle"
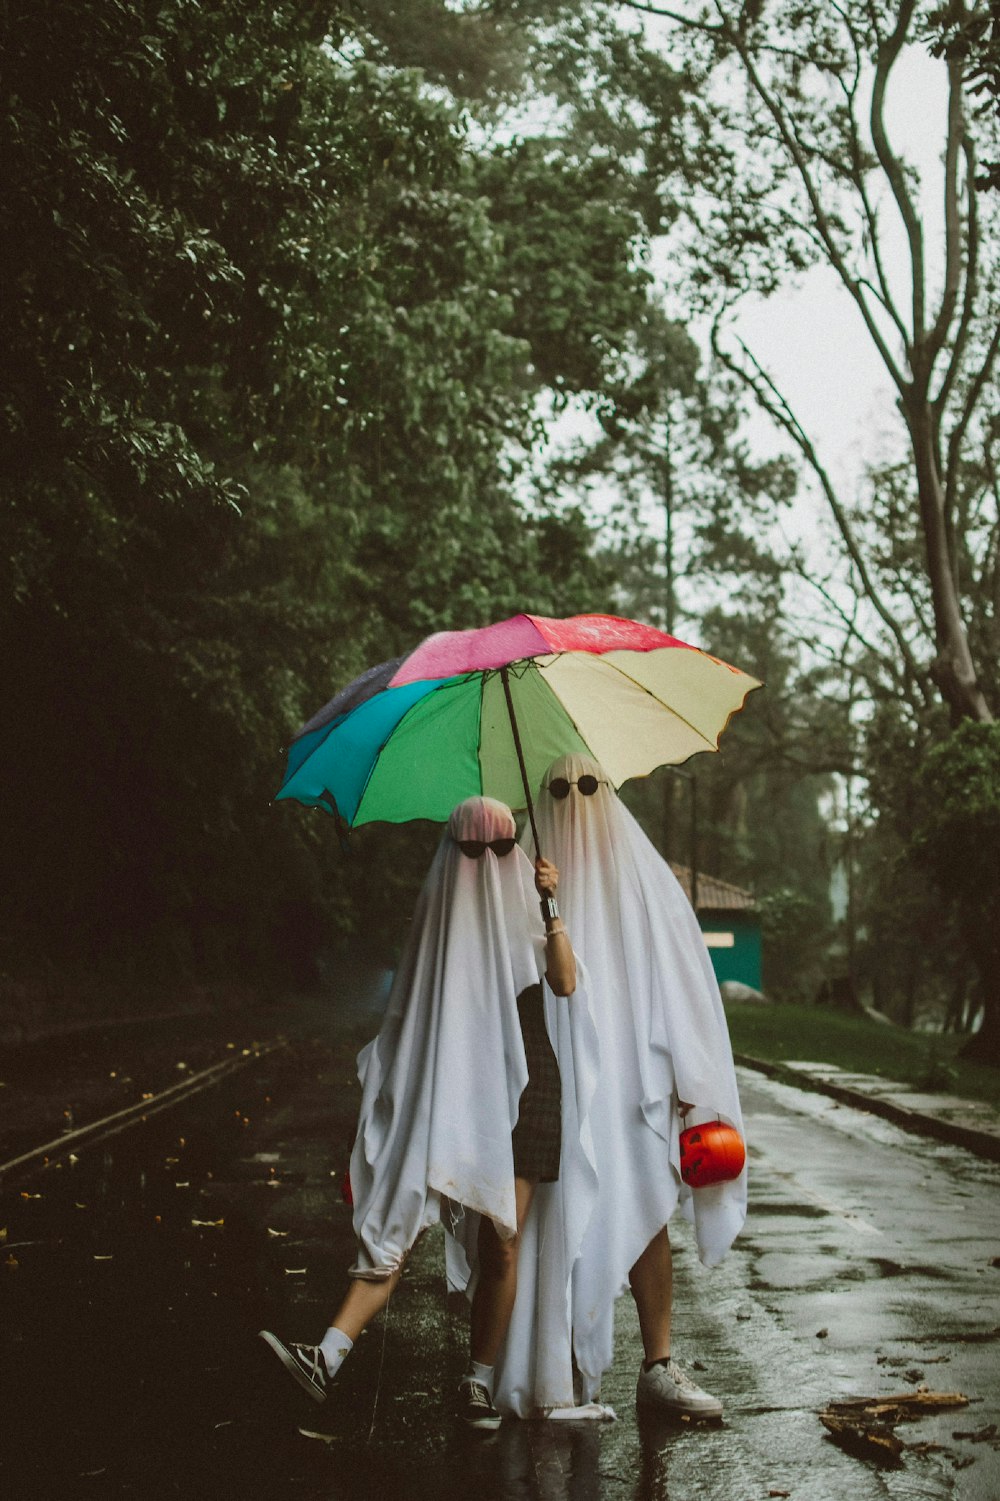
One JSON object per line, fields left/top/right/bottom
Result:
{"left": 500, "top": 666, "right": 542, "bottom": 860}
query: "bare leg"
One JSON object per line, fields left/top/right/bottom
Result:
{"left": 629, "top": 1225, "right": 672, "bottom": 1364}
{"left": 469, "top": 1177, "right": 537, "bottom": 1365}
{"left": 327, "top": 1263, "right": 404, "bottom": 1342}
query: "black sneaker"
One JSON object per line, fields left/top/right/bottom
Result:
{"left": 259, "top": 1329, "right": 329, "bottom": 1404}
{"left": 458, "top": 1378, "right": 501, "bottom": 1431}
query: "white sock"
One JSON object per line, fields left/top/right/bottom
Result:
{"left": 464, "top": 1359, "right": 495, "bottom": 1397}
{"left": 319, "top": 1326, "right": 354, "bottom": 1377}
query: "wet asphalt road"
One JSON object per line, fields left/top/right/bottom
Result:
{"left": 2, "top": 1013, "right": 999, "bottom": 1501}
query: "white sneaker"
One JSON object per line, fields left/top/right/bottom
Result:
{"left": 636, "top": 1359, "right": 723, "bottom": 1419}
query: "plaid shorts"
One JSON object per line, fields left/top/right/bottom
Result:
{"left": 511, "top": 983, "right": 562, "bottom": 1183}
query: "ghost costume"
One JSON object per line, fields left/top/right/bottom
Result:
{"left": 348, "top": 797, "right": 601, "bottom": 1417}
{"left": 523, "top": 753, "right": 747, "bottom": 1403}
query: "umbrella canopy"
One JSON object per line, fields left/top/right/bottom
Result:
{"left": 275, "top": 613, "right": 761, "bottom": 831}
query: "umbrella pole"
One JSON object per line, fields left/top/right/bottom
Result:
{"left": 500, "top": 666, "right": 541, "bottom": 858}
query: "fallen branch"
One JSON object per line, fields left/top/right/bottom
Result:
{"left": 819, "top": 1388, "right": 970, "bottom": 1467}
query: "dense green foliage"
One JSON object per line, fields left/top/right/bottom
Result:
{"left": 1, "top": 0, "right": 634, "bottom": 995}
{"left": 10, "top": 0, "right": 987, "bottom": 1064}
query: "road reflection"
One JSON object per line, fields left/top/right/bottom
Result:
{"left": 497, "top": 1421, "right": 603, "bottom": 1501}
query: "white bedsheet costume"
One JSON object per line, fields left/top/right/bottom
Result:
{"left": 348, "top": 797, "right": 601, "bottom": 1417}
{"left": 522, "top": 753, "right": 747, "bottom": 1403}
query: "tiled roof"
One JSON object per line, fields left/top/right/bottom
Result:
{"left": 669, "top": 863, "right": 756, "bottom": 912}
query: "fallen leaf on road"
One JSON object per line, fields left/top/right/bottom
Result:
{"left": 769, "top": 1490, "right": 791, "bottom": 1497}
{"left": 93, "top": 1255, "right": 113, "bottom": 1261}
{"left": 5, "top": 1255, "right": 18, "bottom": 1270}
{"left": 191, "top": 1218, "right": 224, "bottom": 1228}
{"left": 0, "top": 1228, "right": 6, "bottom": 1243}
{"left": 267, "top": 1228, "right": 289, "bottom": 1238}
{"left": 815, "top": 1328, "right": 829, "bottom": 1338}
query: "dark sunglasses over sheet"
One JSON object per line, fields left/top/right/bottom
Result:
{"left": 455, "top": 837, "right": 517, "bottom": 859}
{"left": 547, "top": 775, "right": 603, "bottom": 799}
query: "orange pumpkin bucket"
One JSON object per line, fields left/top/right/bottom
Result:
{"left": 679, "top": 1119, "right": 746, "bottom": 1188}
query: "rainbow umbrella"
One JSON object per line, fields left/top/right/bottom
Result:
{"left": 276, "top": 613, "right": 761, "bottom": 850}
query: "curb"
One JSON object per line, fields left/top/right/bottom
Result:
{"left": 734, "top": 1052, "right": 1000, "bottom": 1165}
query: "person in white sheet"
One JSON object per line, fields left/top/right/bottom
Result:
{"left": 259, "top": 796, "right": 590, "bottom": 1431}
{"left": 524, "top": 753, "right": 747, "bottom": 1420}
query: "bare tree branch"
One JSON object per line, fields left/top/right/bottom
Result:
{"left": 793, "top": 565, "right": 898, "bottom": 661}
{"left": 832, "top": 18, "right": 910, "bottom": 348}
{"left": 719, "top": 9, "right": 910, "bottom": 391}
{"left": 617, "top": 0, "right": 720, "bottom": 32}
{"left": 946, "top": 318, "right": 1000, "bottom": 524}
{"left": 926, "top": 54, "right": 969, "bottom": 369}
{"left": 869, "top": 0, "right": 925, "bottom": 346}
{"left": 711, "top": 316, "right": 933, "bottom": 702}
{"left": 934, "top": 130, "right": 980, "bottom": 428}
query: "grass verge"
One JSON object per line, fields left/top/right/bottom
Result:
{"left": 726, "top": 1002, "right": 1000, "bottom": 1110}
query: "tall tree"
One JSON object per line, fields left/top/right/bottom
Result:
{"left": 612, "top": 0, "right": 998, "bottom": 726}
{"left": 0, "top": 0, "right": 652, "bottom": 997}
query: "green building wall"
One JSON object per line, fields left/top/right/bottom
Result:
{"left": 699, "top": 911, "right": 762, "bottom": 991}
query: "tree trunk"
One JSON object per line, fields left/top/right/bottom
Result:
{"left": 906, "top": 399, "right": 993, "bottom": 724}
{"left": 960, "top": 999, "right": 1000, "bottom": 1066}
{"left": 957, "top": 914, "right": 1000, "bottom": 1066}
